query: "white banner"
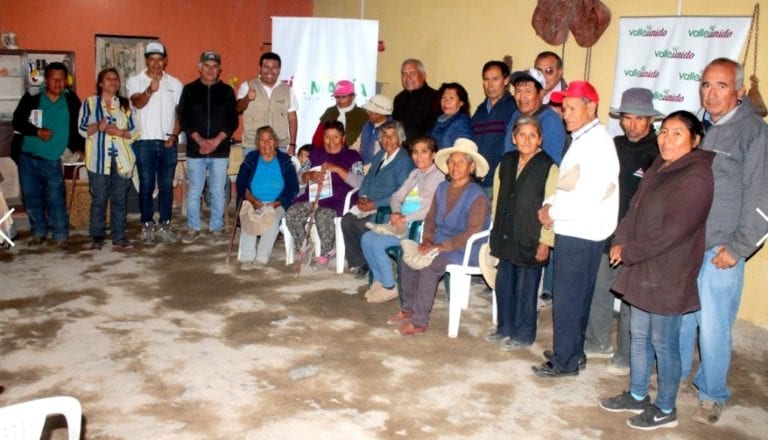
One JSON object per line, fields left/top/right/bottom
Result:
{"left": 610, "top": 16, "right": 751, "bottom": 134}
{"left": 272, "top": 17, "right": 379, "bottom": 145}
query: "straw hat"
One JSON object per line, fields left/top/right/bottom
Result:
{"left": 239, "top": 201, "right": 276, "bottom": 236}
{"left": 478, "top": 242, "right": 499, "bottom": 290}
{"left": 434, "top": 138, "right": 490, "bottom": 179}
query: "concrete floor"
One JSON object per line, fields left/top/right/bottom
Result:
{"left": 0, "top": 225, "right": 767, "bottom": 439}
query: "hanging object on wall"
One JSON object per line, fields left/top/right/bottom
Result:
{"left": 531, "top": 0, "right": 611, "bottom": 48}
{"left": 742, "top": 3, "right": 767, "bottom": 117}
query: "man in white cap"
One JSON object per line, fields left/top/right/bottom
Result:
{"left": 502, "top": 68, "right": 567, "bottom": 165}
{"left": 359, "top": 94, "right": 393, "bottom": 167}
{"left": 584, "top": 88, "right": 662, "bottom": 375}
{"left": 127, "top": 41, "right": 184, "bottom": 245}
{"left": 236, "top": 52, "right": 298, "bottom": 156}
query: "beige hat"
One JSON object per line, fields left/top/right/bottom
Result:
{"left": 401, "top": 239, "right": 439, "bottom": 270}
{"left": 434, "top": 138, "right": 490, "bottom": 179}
{"left": 362, "top": 94, "right": 393, "bottom": 115}
{"left": 239, "top": 201, "right": 276, "bottom": 236}
{"left": 478, "top": 242, "right": 499, "bottom": 290}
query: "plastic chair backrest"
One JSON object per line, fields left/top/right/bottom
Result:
{"left": 0, "top": 395, "right": 81, "bottom": 440}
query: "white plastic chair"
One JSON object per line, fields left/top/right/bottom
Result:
{"left": 283, "top": 188, "right": 359, "bottom": 274}
{"left": 445, "top": 229, "right": 497, "bottom": 338}
{"left": 0, "top": 395, "right": 81, "bottom": 440}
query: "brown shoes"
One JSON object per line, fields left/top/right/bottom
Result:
{"left": 692, "top": 400, "right": 722, "bottom": 424}
{"left": 396, "top": 321, "right": 427, "bottom": 336}
{"left": 386, "top": 310, "right": 412, "bottom": 326}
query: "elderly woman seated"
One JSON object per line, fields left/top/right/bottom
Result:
{"left": 235, "top": 126, "right": 298, "bottom": 270}
{"left": 341, "top": 120, "right": 414, "bottom": 277}
{"left": 285, "top": 120, "right": 364, "bottom": 271}
{"left": 387, "top": 138, "right": 491, "bottom": 335}
{"left": 362, "top": 136, "right": 444, "bottom": 303}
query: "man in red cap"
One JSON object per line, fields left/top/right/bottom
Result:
{"left": 534, "top": 80, "right": 619, "bottom": 378}
{"left": 311, "top": 80, "right": 368, "bottom": 148}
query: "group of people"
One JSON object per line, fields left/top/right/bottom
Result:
{"left": 11, "top": 39, "right": 767, "bottom": 433}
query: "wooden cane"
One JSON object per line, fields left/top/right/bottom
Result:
{"left": 225, "top": 198, "right": 244, "bottom": 265}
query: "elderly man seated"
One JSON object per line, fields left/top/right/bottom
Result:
{"left": 341, "top": 120, "right": 414, "bottom": 277}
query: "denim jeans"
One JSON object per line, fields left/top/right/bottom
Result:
{"left": 88, "top": 159, "right": 131, "bottom": 242}
{"left": 185, "top": 157, "right": 228, "bottom": 232}
{"left": 550, "top": 234, "right": 605, "bottom": 372}
{"left": 630, "top": 305, "right": 683, "bottom": 412}
{"left": 494, "top": 260, "right": 542, "bottom": 344}
{"left": 585, "top": 253, "right": 631, "bottom": 365}
{"left": 238, "top": 206, "right": 285, "bottom": 263}
{"left": 679, "top": 247, "right": 745, "bottom": 405}
{"left": 18, "top": 153, "right": 68, "bottom": 240}
{"left": 361, "top": 230, "right": 401, "bottom": 288}
{"left": 132, "top": 140, "right": 177, "bottom": 224}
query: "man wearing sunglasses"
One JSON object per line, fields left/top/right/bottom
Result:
{"left": 535, "top": 51, "right": 568, "bottom": 106}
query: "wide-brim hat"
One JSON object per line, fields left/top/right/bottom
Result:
{"left": 478, "top": 243, "right": 499, "bottom": 290}
{"left": 434, "top": 138, "right": 490, "bottom": 179}
{"left": 401, "top": 239, "right": 439, "bottom": 270}
{"left": 362, "top": 94, "right": 393, "bottom": 115}
{"left": 239, "top": 201, "right": 276, "bottom": 236}
{"left": 609, "top": 87, "right": 664, "bottom": 119}
{"left": 552, "top": 80, "right": 599, "bottom": 104}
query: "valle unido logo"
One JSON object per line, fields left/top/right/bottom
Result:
{"left": 679, "top": 70, "right": 703, "bottom": 82}
{"left": 654, "top": 47, "right": 695, "bottom": 59}
{"left": 689, "top": 25, "right": 733, "bottom": 38}
{"left": 624, "top": 66, "right": 660, "bottom": 78}
{"left": 653, "top": 89, "right": 685, "bottom": 103}
{"left": 628, "top": 25, "right": 668, "bottom": 37}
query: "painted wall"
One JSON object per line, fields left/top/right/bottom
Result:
{"left": 314, "top": 0, "right": 768, "bottom": 326}
{"left": 0, "top": 0, "right": 313, "bottom": 98}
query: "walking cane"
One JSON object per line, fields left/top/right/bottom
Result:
{"left": 295, "top": 176, "right": 324, "bottom": 277}
{"left": 225, "top": 198, "right": 244, "bottom": 265}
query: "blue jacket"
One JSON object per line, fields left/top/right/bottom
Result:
{"left": 429, "top": 112, "right": 474, "bottom": 149}
{"left": 235, "top": 149, "right": 298, "bottom": 209}
{"left": 471, "top": 92, "right": 518, "bottom": 187}
{"left": 359, "top": 147, "right": 414, "bottom": 207}
{"left": 503, "top": 105, "right": 567, "bottom": 165}
{"left": 358, "top": 117, "right": 392, "bottom": 165}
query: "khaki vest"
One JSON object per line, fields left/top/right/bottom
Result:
{"left": 242, "top": 78, "right": 292, "bottom": 146}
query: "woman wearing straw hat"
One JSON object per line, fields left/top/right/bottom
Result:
{"left": 388, "top": 138, "right": 491, "bottom": 335}
{"left": 486, "top": 115, "right": 559, "bottom": 350}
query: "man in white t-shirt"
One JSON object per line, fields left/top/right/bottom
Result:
{"left": 236, "top": 52, "right": 298, "bottom": 156}
{"left": 126, "top": 42, "right": 184, "bottom": 245}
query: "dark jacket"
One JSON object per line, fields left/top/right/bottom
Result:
{"left": 179, "top": 79, "right": 238, "bottom": 158}
{"left": 11, "top": 89, "right": 84, "bottom": 162}
{"left": 429, "top": 113, "right": 474, "bottom": 150}
{"left": 471, "top": 92, "right": 517, "bottom": 187}
{"left": 311, "top": 105, "right": 368, "bottom": 148}
{"left": 490, "top": 150, "right": 554, "bottom": 266}
{"left": 612, "top": 149, "right": 715, "bottom": 315}
{"left": 235, "top": 149, "right": 298, "bottom": 209}
{"left": 604, "top": 131, "right": 659, "bottom": 251}
{"left": 393, "top": 83, "right": 440, "bottom": 142}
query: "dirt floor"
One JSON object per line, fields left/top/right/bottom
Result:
{"left": 1, "top": 222, "right": 767, "bottom": 439}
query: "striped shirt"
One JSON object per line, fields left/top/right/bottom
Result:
{"left": 78, "top": 96, "right": 139, "bottom": 176}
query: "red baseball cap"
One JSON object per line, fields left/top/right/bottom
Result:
{"left": 552, "top": 80, "right": 599, "bottom": 104}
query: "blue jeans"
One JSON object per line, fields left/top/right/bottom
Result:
{"left": 361, "top": 231, "right": 401, "bottom": 288}
{"left": 630, "top": 306, "right": 682, "bottom": 412}
{"left": 679, "top": 247, "right": 745, "bottom": 405}
{"left": 88, "top": 159, "right": 131, "bottom": 242}
{"left": 132, "top": 140, "right": 177, "bottom": 224}
{"left": 18, "top": 153, "right": 68, "bottom": 240}
{"left": 494, "top": 260, "right": 542, "bottom": 344}
{"left": 186, "top": 157, "right": 228, "bottom": 232}
{"left": 550, "top": 234, "right": 605, "bottom": 372}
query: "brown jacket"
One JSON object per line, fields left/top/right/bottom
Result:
{"left": 612, "top": 149, "right": 714, "bottom": 315}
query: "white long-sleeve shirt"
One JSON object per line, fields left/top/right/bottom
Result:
{"left": 544, "top": 118, "right": 619, "bottom": 241}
